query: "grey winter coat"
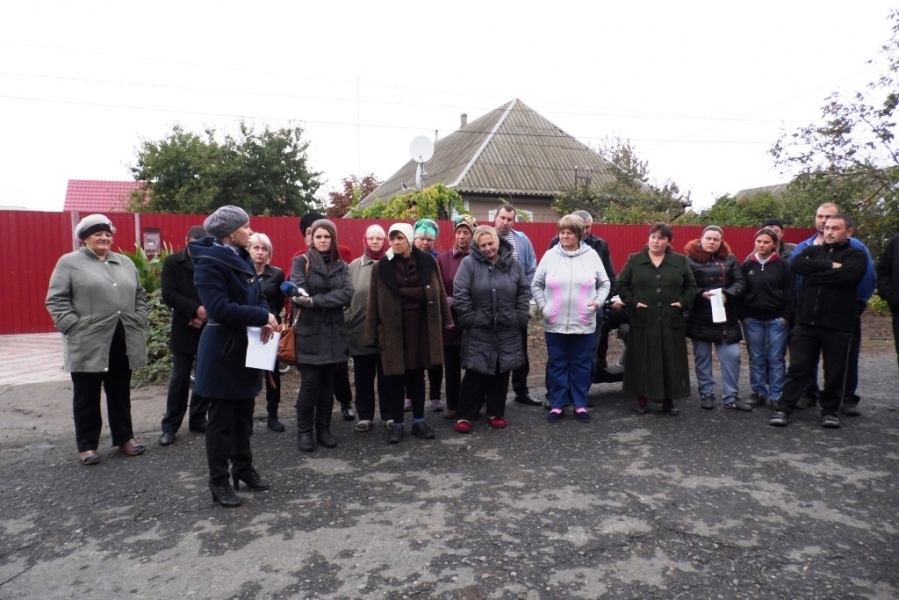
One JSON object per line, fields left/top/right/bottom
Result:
{"left": 290, "top": 251, "right": 353, "bottom": 365}
{"left": 45, "top": 247, "right": 148, "bottom": 372}
{"left": 345, "top": 254, "right": 378, "bottom": 356}
{"left": 453, "top": 239, "right": 531, "bottom": 376}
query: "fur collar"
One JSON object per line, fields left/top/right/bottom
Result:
{"left": 685, "top": 239, "right": 733, "bottom": 262}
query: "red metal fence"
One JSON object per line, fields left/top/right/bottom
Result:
{"left": 0, "top": 211, "right": 814, "bottom": 334}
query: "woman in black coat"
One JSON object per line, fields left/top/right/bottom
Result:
{"left": 191, "top": 206, "right": 278, "bottom": 508}
{"left": 452, "top": 227, "right": 530, "bottom": 433}
{"left": 249, "top": 233, "right": 287, "bottom": 432}
{"left": 684, "top": 225, "right": 749, "bottom": 411}
{"left": 289, "top": 219, "right": 354, "bottom": 453}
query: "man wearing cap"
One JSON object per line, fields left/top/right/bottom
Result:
{"left": 493, "top": 204, "right": 540, "bottom": 406}
{"left": 158, "top": 225, "right": 210, "bottom": 447}
{"left": 436, "top": 215, "right": 477, "bottom": 418}
{"left": 413, "top": 218, "right": 444, "bottom": 412}
{"left": 190, "top": 205, "right": 278, "bottom": 507}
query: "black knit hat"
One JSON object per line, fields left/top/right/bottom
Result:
{"left": 300, "top": 213, "right": 326, "bottom": 235}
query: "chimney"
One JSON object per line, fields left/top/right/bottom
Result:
{"left": 460, "top": 113, "right": 468, "bottom": 128}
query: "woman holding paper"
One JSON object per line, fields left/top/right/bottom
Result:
{"left": 289, "top": 219, "right": 354, "bottom": 452}
{"left": 684, "top": 225, "right": 749, "bottom": 411}
{"left": 249, "top": 232, "right": 287, "bottom": 432}
{"left": 191, "top": 206, "right": 278, "bottom": 507}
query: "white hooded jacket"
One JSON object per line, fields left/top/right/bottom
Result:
{"left": 531, "top": 242, "right": 610, "bottom": 334}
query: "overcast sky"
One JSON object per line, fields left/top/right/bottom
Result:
{"left": 0, "top": 1, "right": 894, "bottom": 212}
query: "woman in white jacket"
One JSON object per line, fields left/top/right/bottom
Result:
{"left": 532, "top": 215, "right": 610, "bottom": 423}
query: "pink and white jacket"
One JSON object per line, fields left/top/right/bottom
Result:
{"left": 531, "top": 242, "right": 610, "bottom": 335}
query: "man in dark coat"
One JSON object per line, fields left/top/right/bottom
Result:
{"left": 191, "top": 206, "right": 278, "bottom": 507}
{"left": 158, "top": 226, "right": 209, "bottom": 447}
{"left": 876, "top": 231, "right": 899, "bottom": 378}
{"left": 770, "top": 214, "right": 868, "bottom": 429}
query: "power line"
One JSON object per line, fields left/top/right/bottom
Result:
{"left": 0, "top": 70, "right": 813, "bottom": 125}
{"left": 0, "top": 94, "right": 778, "bottom": 145}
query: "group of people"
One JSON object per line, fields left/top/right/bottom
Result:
{"left": 45, "top": 201, "right": 897, "bottom": 508}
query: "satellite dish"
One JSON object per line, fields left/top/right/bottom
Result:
{"left": 409, "top": 136, "right": 434, "bottom": 163}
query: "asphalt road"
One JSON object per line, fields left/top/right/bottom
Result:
{"left": 1, "top": 353, "right": 898, "bottom": 599}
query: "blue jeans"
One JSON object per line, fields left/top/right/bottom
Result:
{"left": 545, "top": 332, "right": 594, "bottom": 409}
{"left": 692, "top": 339, "right": 741, "bottom": 402}
{"left": 743, "top": 318, "right": 789, "bottom": 400}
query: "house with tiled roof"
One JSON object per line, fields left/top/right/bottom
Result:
{"left": 63, "top": 180, "right": 143, "bottom": 213}
{"left": 355, "top": 99, "right": 619, "bottom": 223}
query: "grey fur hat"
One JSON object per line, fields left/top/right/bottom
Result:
{"left": 75, "top": 214, "right": 115, "bottom": 241}
{"left": 204, "top": 205, "right": 249, "bottom": 239}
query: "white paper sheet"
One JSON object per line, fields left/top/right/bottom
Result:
{"left": 245, "top": 327, "right": 280, "bottom": 370}
{"left": 710, "top": 288, "right": 727, "bottom": 323}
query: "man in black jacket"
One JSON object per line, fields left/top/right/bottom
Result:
{"left": 158, "top": 226, "right": 210, "bottom": 446}
{"left": 770, "top": 215, "right": 868, "bottom": 429}
{"left": 876, "top": 231, "right": 899, "bottom": 377}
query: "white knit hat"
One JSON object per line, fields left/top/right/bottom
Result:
{"left": 75, "top": 214, "right": 115, "bottom": 241}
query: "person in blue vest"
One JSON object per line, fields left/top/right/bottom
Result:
{"left": 790, "top": 203, "right": 875, "bottom": 416}
{"left": 191, "top": 206, "right": 279, "bottom": 508}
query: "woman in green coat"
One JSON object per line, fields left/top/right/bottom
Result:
{"left": 616, "top": 223, "right": 697, "bottom": 415}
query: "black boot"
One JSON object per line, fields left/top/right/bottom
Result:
{"left": 298, "top": 432, "right": 315, "bottom": 452}
{"left": 315, "top": 390, "right": 336, "bottom": 448}
{"left": 317, "top": 428, "right": 337, "bottom": 448}
{"left": 267, "top": 413, "right": 285, "bottom": 432}
{"left": 232, "top": 467, "right": 270, "bottom": 491}
{"left": 296, "top": 390, "right": 315, "bottom": 452}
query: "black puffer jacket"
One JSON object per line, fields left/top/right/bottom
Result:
{"left": 684, "top": 239, "right": 746, "bottom": 344}
{"left": 453, "top": 239, "right": 531, "bottom": 376}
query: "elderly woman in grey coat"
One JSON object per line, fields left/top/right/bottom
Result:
{"left": 46, "top": 214, "right": 148, "bottom": 466}
{"left": 452, "top": 226, "right": 531, "bottom": 433}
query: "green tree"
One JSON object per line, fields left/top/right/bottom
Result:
{"left": 129, "top": 121, "right": 323, "bottom": 216}
{"left": 771, "top": 9, "right": 899, "bottom": 255}
{"left": 679, "top": 191, "right": 795, "bottom": 227}
{"left": 351, "top": 184, "right": 467, "bottom": 220}
{"left": 326, "top": 173, "right": 382, "bottom": 218}
{"left": 552, "top": 138, "right": 691, "bottom": 223}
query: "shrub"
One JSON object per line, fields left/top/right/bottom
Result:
{"left": 132, "top": 289, "right": 173, "bottom": 387}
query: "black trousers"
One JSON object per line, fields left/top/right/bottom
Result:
{"left": 777, "top": 323, "right": 853, "bottom": 417}
{"left": 264, "top": 361, "right": 281, "bottom": 417}
{"left": 893, "top": 309, "right": 899, "bottom": 376}
{"left": 161, "top": 351, "right": 209, "bottom": 433}
{"left": 598, "top": 307, "right": 629, "bottom": 369}
{"left": 334, "top": 362, "right": 352, "bottom": 407}
{"left": 511, "top": 328, "right": 530, "bottom": 396}
{"left": 842, "top": 303, "right": 866, "bottom": 406}
{"left": 205, "top": 396, "right": 255, "bottom": 486}
{"left": 427, "top": 364, "right": 443, "bottom": 400}
{"left": 297, "top": 363, "right": 337, "bottom": 434}
{"left": 71, "top": 322, "right": 133, "bottom": 451}
{"left": 803, "top": 302, "right": 866, "bottom": 403}
{"left": 388, "top": 369, "right": 425, "bottom": 424}
{"left": 443, "top": 345, "right": 462, "bottom": 411}
{"left": 458, "top": 367, "right": 510, "bottom": 422}
{"left": 352, "top": 354, "right": 391, "bottom": 421}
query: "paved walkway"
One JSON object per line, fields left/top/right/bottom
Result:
{"left": 0, "top": 333, "right": 68, "bottom": 386}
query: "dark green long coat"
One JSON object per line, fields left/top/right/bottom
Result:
{"left": 617, "top": 247, "right": 697, "bottom": 400}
